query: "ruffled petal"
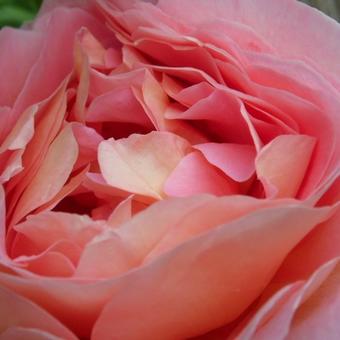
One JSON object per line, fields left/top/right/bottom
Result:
{"left": 92, "top": 202, "right": 332, "bottom": 339}
{"left": 0, "top": 285, "right": 77, "bottom": 339}
{"left": 98, "top": 131, "right": 191, "bottom": 199}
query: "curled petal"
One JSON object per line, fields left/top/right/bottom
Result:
{"left": 0, "top": 285, "right": 77, "bottom": 339}
{"left": 92, "top": 202, "right": 332, "bottom": 339}
{"left": 256, "top": 134, "right": 316, "bottom": 198}
{"left": 164, "top": 151, "right": 238, "bottom": 197}
{"left": 195, "top": 142, "right": 256, "bottom": 182}
{"left": 12, "top": 125, "right": 78, "bottom": 223}
{"left": 99, "top": 131, "right": 191, "bottom": 199}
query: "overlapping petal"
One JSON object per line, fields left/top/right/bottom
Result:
{"left": 0, "top": 0, "right": 339, "bottom": 339}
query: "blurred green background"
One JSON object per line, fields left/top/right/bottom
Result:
{"left": 0, "top": 0, "right": 42, "bottom": 28}
{"left": 0, "top": 0, "right": 339, "bottom": 28}
{"left": 301, "top": 0, "right": 340, "bottom": 20}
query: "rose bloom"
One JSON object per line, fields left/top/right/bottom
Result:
{"left": 0, "top": 0, "right": 339, "bottom": 339}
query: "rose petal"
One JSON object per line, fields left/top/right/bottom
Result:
{"left": 0, "top": 285, "right": 77, "bottom": 339}
{"left": 86, "top": 87, "right": 152, "bottom": 127}
{"left": 131, "top": 36, "right": 224, "bottom": 83}
{"left": 0, "top": 185, "right": 6, "bottom": 259}
{"left": 0, "top": 150, "right": 24, "bottom": 184}
{"left": 107, "top": 196, "right": 133, "bottom": 228}
{"left": 98, "top": 131, "right": 191, "bottom": 199}
{"left": 71, "top": 123, "right": 103, "bottom": 170}
{"left": 256, "top": 134, "right": 316, "bottom": 198}
{"left": 83, "top": 172, "right": 130, "bottom": 200}
{"left": 0, "top": 105, "right": 37, "bottom": 154}
{"left": 0, "top": 107, "right": 11, "bottom": 145}
{"left": 165, "top": 88, "right": 254, "bottom": 144}
{"left": 12, "top": 239, "right": 82, "bottom": 268}
{"left": 162, "top": 76, "right": 214, "bottom": 107}
{"left": 195, "top": 143, "right": 256, "bottom": 182}
{"left": 13, "top": 212, "right": 104, "bottom": 255}
{"left": 0, "top": 327, "right": 63, "bottom": 340}
{"left": 0, "top": 327, "right": 62, "bottom": 340}
{"left": 143, "top": 196, "right": 301, "bottom": 262}
{"left": 74, "top": 229, "right": 138, "bottom": 278}
{"left": 34, "top": 165, "right": 90, "bottom": 214}
{"left": 158, "top": 0, "right": 340, "bottom": 79}
{"left": 12, "top": 125, "right": 78, "bottom": 223}
{"left": 12, "top": 6, "right": 112, "bottom": 122}
{"left": 164, "top": 151, "right": 238, "bottom": 197}
{"left": 0, "top": 198, "right": 333, "bottom": 339}
{"left": 0, "top": 29, "right": 42, "bottom": 108}
{"left": 236, "top": 258, "right": 340, "bottom": 340}
{"left": 15, "top": 252, "right": 75, "bottom": 278}
{"left": 0, "top": 106, "right": 38, "bottom": 184}
{"left": 288, "top": 260, "right": 340, "bottom": 339}
{"left": 6, "top": 84, "right": 69, "bottom": 218}
{"left": 270, "top": 207, "right": 340, "bottom": 287}
{"left": 92, "top": 203, "right": 332, "bottom": 339}
{"left": 77, "top": 27, "right": 117, "bottom": 70}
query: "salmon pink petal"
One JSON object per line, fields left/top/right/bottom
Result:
{"left": 83, "top": 172, "right": 130, "bottom": 200}
{"left": 0, "top": 29, "right": 42, "bottom": 108}
{"left": 0, "top": 185, "right": 6, "bottom": 258}
{"left": 13, "top": 212, "right": 104, "bottom": 254}
{"left": 6, "top": 85, "right": 69, "bottom": 218}
{"left": 0, "top": 106, "right": 38, "bottom": 183}
{"left": 74, "top": 229, "right": 138, "bottom": 278}
{"left": 12, "top": 6, "right": 112, "bottom": 122}
{"left": 143, "top": 195, "right": 298, "bottom": 262}
{"left": 102, "top": 195, "right": 290, "bottom": 267}
{"left": 111, "top": 195, "right": 214, "bottom": 262}
{"left": 0, "top": 327, "right": 62, "bottom": 340}
{"left": 107, "top": 196, "right": 133, "bottom": 228}
{"left": 314, "top": 173, "right": 340, "bottom": 208}
{"left": 71, "top": 30, "right": 90, "bottom": 123}
{"left": 0, "top": 196, "right": 216, "bottom": 337}
{"left": 195, "top": 143, "right": 256, "bottom": 182}
{"left": 92, "top": 203, "right": 332, "bottom": 339}
{"left": 89, "top": 68, "right": 145, "bottom": 97}
{"left": 98, "top": 131, "right": 191, "bottom": 199}
{"left": 164, "top": 151, "right": 238, "bottom": 197}
{"left": 162, "top": 76, "right": 214, "bottom": 107}
{"left": 77, "top": 27, "right": 118, "bottom": 70}
{"left": 246, "top": 52, "right": 340, "bottom": 192}
{"left": 165, "top": 89, "right": 254, "bottom": 144}
{"left": 0, "top": 285, "right": 77, "bottom": 339}
{"left": 12, "top": 228, "right": 81, "bottom": 259}
{"left": 12, "top": 125, "right": 78, "bottom": 223}
{"left": 133, "top": 70, "right": 169, "bottom": 130}
{"left": 0, "top": 199, "right": 333, "bottom": 339}
{"left": 288, "top": 260, "right": 340, "bottom": 339}
{"left": 76, "top": 195, "right": 274, "bottom": 278}
{"left": 91, "top": 202, "right": 118, "bottom": 221}
{"left": 0, "top": 107, "right": 11, "bottom": 144}
{"left": 0, "top": 106, "right": 37, "bottom": 153}
{"left": 158, "top": 0, "right": 340, "bottom": 79}
{"left": 86, "top": 87, "right": 152, "bottom": 127}
{"left": 71, "top": 123, "right": 103, "bottom": 169}
{"left": 256, "top": 134, "right": 316, "bottom": 198}
{"left": 131, "top": 36, "right": 224, "bottom": 83}
{"left": 236, "top": 258, "right": 340, "bottom": 339}
{"left": 0, "top": 150, "right": 24, "bottom": 184}
{"left": 271, "top": 208, "right": 340, "bottom": 286}
{"left": 33, "top": 165, "right": 90, "bottom": 214}
{"left": 15, "top": 252, "right": 75, "bottom": 278}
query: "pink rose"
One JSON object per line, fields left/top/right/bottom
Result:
{"left": 0, "top": 0, "right": 339, "bottom": 338}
